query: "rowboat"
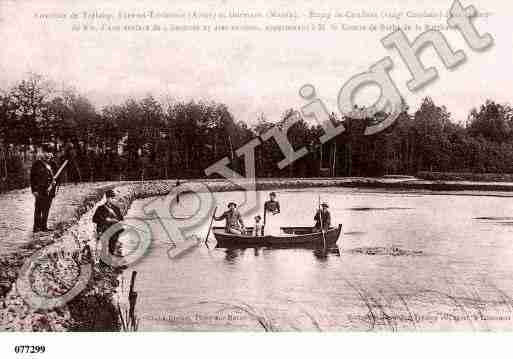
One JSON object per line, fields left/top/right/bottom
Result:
{"left": 213, "top": 224, "right": 343, "bottom": 248}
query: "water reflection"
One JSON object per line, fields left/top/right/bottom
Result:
{"left": 222, "top": 245, "right": 341, "bottom": 263}
{"left": 126, "top": 188, "right": 513, "bottom": 331}
{"left": 223, "top": 248, "right": 245, "bottom": 263}
{"left": 343, "top": 231, "right": 367, "bottom": 236}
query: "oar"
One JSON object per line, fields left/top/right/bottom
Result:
{"left": 318, "top": 194, "right": 326, "bottom": 249}
{"left": 204, "top": 206, "right": 218, "bottom": 244}
{"left": 263, "top": 205, "right": 267, "bottom": 236}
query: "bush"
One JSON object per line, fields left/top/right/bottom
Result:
{"left": 2, "top": 155, "right": 28, "bottom": 191}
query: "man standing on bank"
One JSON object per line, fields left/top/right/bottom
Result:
{"left": 214, "top": 202, "right": 245, "bottom": 234}
{"left": 314, "top": 202, "right": 331, "bottom": 232}
{"left": 31, "top": 145, "right": 58, "bottom": 232}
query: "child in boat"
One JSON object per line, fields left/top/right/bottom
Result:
{"left": 253, "top": 215, "right": 264, "bottom": 236}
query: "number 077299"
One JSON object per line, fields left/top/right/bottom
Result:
{"left": 14, "top": 345, "right": 46, "bottom": 354}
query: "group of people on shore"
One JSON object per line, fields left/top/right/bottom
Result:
{"left": 213, "top": 192, "right": 331, "bottom": 236}
{"left": 30, "top": 145, "right": 125, "bottom": 255}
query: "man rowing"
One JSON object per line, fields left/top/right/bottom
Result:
{"left": 314, "top": 202, "right": 331, "bottom": 232}
{"left": 214, "top": 202, "right": 245, "bottom": 234}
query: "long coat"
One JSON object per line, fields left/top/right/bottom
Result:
{"left": 92, "top": 202, "right": 124, "bottom": 235}
{"left": 30, "top": 159, "right": 57, "bottom": 197}
{"left": 314, "top": 209, "right": 331, "bottom": 230}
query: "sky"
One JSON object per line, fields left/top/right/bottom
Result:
{"left": 0, "top": 0, "right": 511, "bottom": 126}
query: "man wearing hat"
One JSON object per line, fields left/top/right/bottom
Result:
{"left": 214, "top": 202, "right": 245, "bottom": 234}
{"left": 314, "top": 202, "right": 331, "bottom": 232}
{"left": 92, "top": 189, "right": 124, "bottom": 255}
{"left": 30, "top": 145, "right": 58, "bottom": 232}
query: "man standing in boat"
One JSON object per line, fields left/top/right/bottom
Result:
{"left": 214, "top": 202, "right": 245, "bottom": 234}
{"left": 314, "top": 202, "right": 331, "bottom": 232}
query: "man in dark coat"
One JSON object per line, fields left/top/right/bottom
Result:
{"left": 92, "top": 189, "right": 124, "bottom": 255}
{"left": 314, "top": 202, "right": 331, "bottom": 232}
{"left": 31, "top": 146, "right": 58, "bottom": 232}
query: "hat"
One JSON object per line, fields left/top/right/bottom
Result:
{"left": 106, "top": 189, "right": 116, "bottom": 198}
{"left": 321, "top": 202, "right": 329, "bottom": 208}
{"left": 227, "top": 202, "right": 237, "bottom": 208}
{"left": 269, "top": 192, "right": 276, "bottom": 197}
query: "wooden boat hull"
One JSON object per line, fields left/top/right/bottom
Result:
{"left": 213, "top": 224, "right": 342, "bottom": 248}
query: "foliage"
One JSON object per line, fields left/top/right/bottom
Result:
{"left": 2, "top": 74, "right": 513, "bottom": 184}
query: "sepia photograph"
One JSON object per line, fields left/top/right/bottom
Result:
{"left": 0, "top": 0, "right": 512, "bottom": 356}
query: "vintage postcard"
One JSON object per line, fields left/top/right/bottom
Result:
{"left": 0, "top": 0, "right": 511, "bottom": 350}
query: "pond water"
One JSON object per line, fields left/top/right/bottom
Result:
{"left": 119, "top": 187, "right": 513, "bottom": 331}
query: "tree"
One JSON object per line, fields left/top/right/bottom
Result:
{"left": 8, "top": 73, "right": 54, "bottom": 145}
{"left": 467, "top": 100, "right": 513, "bottom": 143}
{"left": 412, "top": 97, "right": 451, "bottom": 171}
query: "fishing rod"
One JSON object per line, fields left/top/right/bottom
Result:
{"left": 47, "top": 160, "right": 69, "bottom": 193}
{"left": 318, "top": 194, "right": 326, "bottom": 249}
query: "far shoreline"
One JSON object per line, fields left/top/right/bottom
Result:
{"left": 182, "top": 175, "right": 513, "bottom": 193}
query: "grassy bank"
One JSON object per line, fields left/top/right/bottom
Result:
{"left": 0, "top": 184, "right": 122, "bottom": 331}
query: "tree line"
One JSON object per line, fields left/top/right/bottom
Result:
{"left": 1, "top": 73, "right": 513, "bottom": 189}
